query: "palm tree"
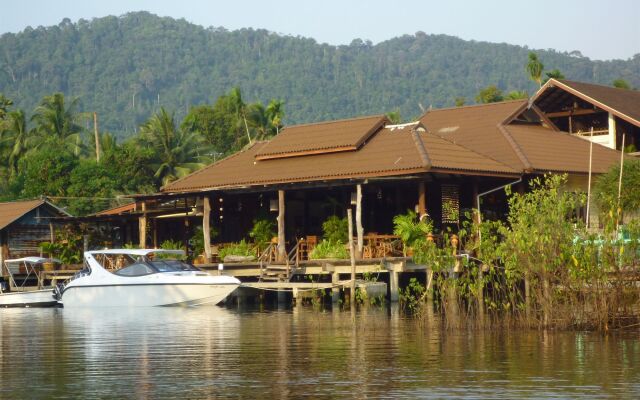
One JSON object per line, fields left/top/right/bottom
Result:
{"left": 0, "top": 94, "right": 13, "bottom": 121}
{"left": 526, "top": 52, "right": 544, "bottom": 87}
{"left": 31, "top": 93, "right": 85, "bottom": 155}
{"left": 139, "top": 108, "right": 211, "bottom": 187}
{"left": 228, "top": 87, "right": 251, "bottom": 144}
{"left": 265, "top": 99, "right": 285, "bottom": 135}
{"left": 2, "top": 110, "right": 32, "bottom": 176}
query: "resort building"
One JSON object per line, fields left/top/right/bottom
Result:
{"left": 121, "top": 96, "right": 622, "bottom": 264}
{"left": 531, "top": 79, "right": 640, "bottom": 153}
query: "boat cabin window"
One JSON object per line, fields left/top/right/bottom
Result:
{"left": 114, "top": 263, "right": 156, "bottom": 277}
{"left": 148, "top": 260, "right": 199, "bottom": 272}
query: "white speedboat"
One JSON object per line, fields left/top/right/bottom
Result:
{"left": 57, "top": 249, "right": 240, "bottom": 308}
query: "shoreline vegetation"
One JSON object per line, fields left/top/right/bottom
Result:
{"left": 393, "top": 173, "right": 640, "bottom": 333}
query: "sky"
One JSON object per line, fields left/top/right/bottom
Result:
{"left": 1, "top": 0, "right": 639, "bottom": 61}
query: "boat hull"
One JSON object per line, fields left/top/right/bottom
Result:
{"left": 59, "top": 283, "right": 238, "bottom": 308}
{"left": 0, "top": 289, "right": 57, "bottom": 308}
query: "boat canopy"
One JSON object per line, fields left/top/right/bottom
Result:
{"left": 4, "top": 257, "right": 61, "bottom": 264}
{"left": 85, "top": 249, "right": 185, "bottom": 257}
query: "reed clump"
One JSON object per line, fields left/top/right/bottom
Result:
{"left": 403, "top": 174, "right": 640, "bottom": 332}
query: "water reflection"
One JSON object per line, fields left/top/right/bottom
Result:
{"left": 1, "top": 306, "right": 639, "bottom": 398}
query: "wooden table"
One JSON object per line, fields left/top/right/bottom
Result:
{"left": 362, "top": 235, "right": 402, "bottom": 258}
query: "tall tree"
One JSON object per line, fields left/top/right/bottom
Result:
{"left": 526, "top": 52, "right": 544, "bottom": 87}
{"left": 265, "top": 99, "right": 285, "bottom": 135}
{"left": 2, "top": 110, "right": 32, "bottom": 177}
{"left": 31, "top": 93, "right": 85, "bottom": 156}
{"left": 0, "top": 94, "right": 12, "bottom": 121}
{"left": 139, "top": 107, "right": 211, "bottom": 187}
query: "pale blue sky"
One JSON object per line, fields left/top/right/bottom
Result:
{"left": 1, "top": 0, "right": 638, "bottom": 60}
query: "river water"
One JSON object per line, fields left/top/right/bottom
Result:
{"left": 1, "top": 305, "right": 639, "bottom": 399}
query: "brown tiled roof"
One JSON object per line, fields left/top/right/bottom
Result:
{"left": 162, "top": 123, "right": 517, "bottom": 193}
{"left": 0, "top": 199, "right": 53, "bottom": 230}
{"left": 420, "top": 99, "right": 624, "bottom": 174}
{"left": 254, "top": 115, "right": 388, "bottom": 160}
{"left": 504, "top": 123, "right": 622, "bottom": 174}
{"left": 93, "top": 202, "right": 136, "bottom": 216}
{"left": 536, "top": 79, "right": 640, "bottom": 125}
{"left": 419, "top": 100, "right": 530, "bottom": 170}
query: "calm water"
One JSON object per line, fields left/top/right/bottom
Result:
{"left": 1, "top": 305, "right": 640, "bottom": 399}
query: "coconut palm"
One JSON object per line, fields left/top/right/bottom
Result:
{"left": 139, "top": 108, "right": 211, "bottom": 187}
{"left": 526, "top": 52, "right": 544, "bottom": 87}
{"left": 0, "top": 94, "right": 12, "bottom": 121}
{"left": 265, "top": 99, "right": 285, "bottom": 135}
{"left": 31, "top": 93, "right": 85, "bottom": 156}
{"left": 2, "top": 110, "right": 32, "bottom": 176}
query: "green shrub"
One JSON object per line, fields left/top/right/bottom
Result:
{"left": 393, "top": 210, "right": 433, "bottom": 247}
{"left": 322, "top": 215, "right": 348, "bottom": 243}
{"left": 249, "top": 218, "right": 276, "bottom": 246}
{"left": 191, "top": 226, "right": 219, "bottom": 256}
{"left": 219, "top": 240, "right": 255, "bottom": 260}
{"left": 309, "top": 239, "right": 349, "bottom": 259}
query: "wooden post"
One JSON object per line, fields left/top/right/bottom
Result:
{"left": 356, "top": 184, "right": 364, "bottom": 258}
{"left": 138, "top": 201, "right": 147, "bottom": 248}
{"left": 93, "top": 112, "right": 101, "bottom": 162}
{"left": 277, "top": 190, "right": 286, "bottom": 262}
{"left": 49, "top": 222, "right": 55, "bottom": 243}
{"left": 347, "top": 208, "right": 356, "bottom": 306}
{"left": 203, "top": 196, "right": 212, "bottom": 262}
{"left": 332, "top": 272, "right": 341, "bottom": 305}
{"left": 472, "top": 181, "right": 480, "bottom": 224}
{"left": 152, "top": 219, "right": 158, "bottom": 248}
{"left": 389, "top": 269, "right": 399, "bottom": 302}
{"left": 418, "top": 181, "right": 427, "bottom": 218}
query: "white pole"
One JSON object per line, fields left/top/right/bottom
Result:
{"left": 616, "top": 134, "right": 626, "bottom": 232}
{"left": 586, "top": 128, "right": 594, "bottom": 229}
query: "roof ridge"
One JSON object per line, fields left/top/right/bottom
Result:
{"left": 282, "top": 114, "right": 387, "bottom": 130}
{"left": 411, "top": 128, "right": 432, "bottom": 169}
{"left": 421, "top": 99, "right": 527, "bottom": 116}
{"left": 497, "top": 124, "right": 533, "bottom": 172}
{"left": 161, "top": 141, "right": 267, "bottom": 192}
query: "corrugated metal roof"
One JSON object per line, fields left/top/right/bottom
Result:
{"left": 162, "top": 123, "right": 517, "bottom": 193}
{"left": 504, "top": 123, "right": 623, "bottom": 174}
{"left": 0, "top": 200, "right": 46, "bottom": 230}
{"left": 254, "top": 115, "right": 388, "bottom": 160}
{"left": 421, "top": 100, "right": 623, "bottom": 174}
{"left": 420, "top": 100, "right": 529, "bottom": 170}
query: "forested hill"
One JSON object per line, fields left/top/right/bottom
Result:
{"left": 1, "top": 11, "right": 638, "bottom": 138}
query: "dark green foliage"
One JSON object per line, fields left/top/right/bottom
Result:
{"left": 594, "top": 159, "right": 640, "bottom": 213}
{"left": 476, "top": 85, "right": 504, "bottom": 103}
{"left": 14, "top": 143, "right": 78, "bottom": 198}
{"left": 543, "top": 68, "right": 565, "bottom": 84}
{"left": 66, "top": 159, "right": 119, "bottom": 215}
{"left": 322, "top": 215, "right": 349, "bottom": 244}
{"left": 249, "top": 218, "right": 276, "bottom": 246}
{"left": 1, "top": 12, "right": 638, "bottom": 139}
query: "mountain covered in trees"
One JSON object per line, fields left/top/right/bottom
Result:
{"left": 1, "top": 12, "right": 638, "bottom": 138}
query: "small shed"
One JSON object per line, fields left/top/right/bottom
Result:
{"left": 0, "top": 199, "right": 70, "bottom": 266}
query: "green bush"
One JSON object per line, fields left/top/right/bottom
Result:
{"left": 191, "top": 226, "right": 219, "bottom": 256}
{"left": 309, "top": 240, "right": 349, "bottom": 259}
{"left": 219, "top": 240, "right": 255, "bottom": 260}
{"left": 249, "top": 218, "right": 276, "bottom": 246}
{"left": 322, "top": 215, "right": 348, "bottom": 243}
{"left": 393, "top": 210, "right": 433, "bottom": 247}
